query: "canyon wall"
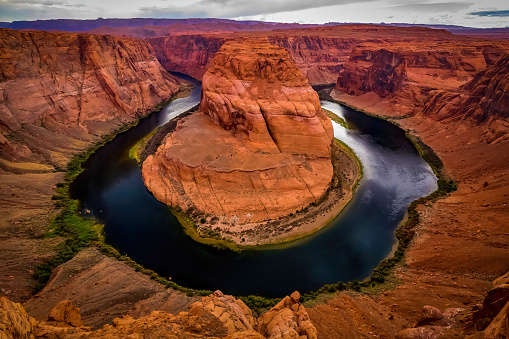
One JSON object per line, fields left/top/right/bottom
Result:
{"left": 142, "top": 39, "right": 333, "bottom": 225}
{"left": 148, "top": 34, "right": 225, "bottom": 79}
{"left": 422, "top": 52, "right": 509, "bottom": 143}
{"left": 147, "top": 32, "right": 361, "bottom": 85}
{"left": 148, "top": 25, "right": 506, "bottom": 88}
{"left": 335, "top": 40, "right": 508, "bottom": 116}
{"left": 0, "top": 28, "right": 180, "bottom": 170}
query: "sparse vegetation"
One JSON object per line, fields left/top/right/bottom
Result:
{"left": 35, "top": 89, "right": 458, "bottom": 314}
{"left": 296, "top": 100, "right": 458, "bottom": 305}
{"left": 323, "top": 108, "right": 349, "bottom": 128}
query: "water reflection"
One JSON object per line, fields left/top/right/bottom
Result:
{"left": 71, "top": 78, "right": 437, "bottom": 297}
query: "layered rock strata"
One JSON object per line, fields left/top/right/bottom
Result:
{"left": 1, "top": 290, "right": 317, "bottom": 338}
{"left": 422, "top": 52, "right": 509, "bottom": 143}
{"left": 335, "top": 41, "right": 507, "bottom": 117}
{"left": 143, "top": 40, "right": 333, "bottom": 225}
{"left": 0, "top": 28, "right": 180, "bottom": 169}
{"left": 148, "top": 25, "right": 508, "bottom": 88}
{"left": 148, "top": 33, "right": 359, "bottom": 85}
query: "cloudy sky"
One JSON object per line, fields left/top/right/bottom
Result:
{"left": 0, "top": 0, "right": 508, "bottom": 27}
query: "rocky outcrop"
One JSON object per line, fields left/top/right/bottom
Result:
{"left": 47, "top": 300, "right": 83, "bottom": 327}
{"left": 259, "top": 291, "right": 317, "bottom": 339}
{"left": 0, "top": 296, "right": 37, "bottom": 338}
{"left": 2, "top": 290, "right": 314, "bottom": 338}
{"left": 422, "top": 53, "right": 509, "bottom": 143}
{"left": 0, "top": 28, "right": 180, "bottom": 170}
{"left": 394, "top": 305, "right": 463, "bottom": 339}
{"left": 335, "top": 40, "right": 508, "bottom": 117}
{"left": 142, "top": 39, "right": 333, "bottom": 226}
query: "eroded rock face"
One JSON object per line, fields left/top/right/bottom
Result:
{"left": 335, "top": 41, "right": 508, "bottom": 117}
{"left": 259, "top": 291, "right": 318, "bottom": 339}
{"left": 0, "top": 296, "right": 37, "bottom": 338}
{"left": 148, "top": 30, "right": 361, "bottom": 86}
{"left": 142, "top": 39, "right": 333, "bottom": 224}
{"left": 422, "top": 53, "right": 509, "bottom": 143}
{"left": 0, "top": 28, "right": 180, "bottom": 169}
{"left": 1, "top": 291, "right": 315, "bottom": 339}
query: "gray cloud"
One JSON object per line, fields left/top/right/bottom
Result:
{"left": 0, "top": 1, "right": 92, "bottom": 21}
{"left": 391, "top": 1, "right": 473, "bottom": 13}
{"left": 139, "top": 0, "right": 375, "bottom": 19}
{"left": 468, "top": 10, "right": 509, "bottom": 17}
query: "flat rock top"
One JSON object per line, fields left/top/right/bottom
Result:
{"left": 163, "top": 112, "right": 303, "bottom": 172}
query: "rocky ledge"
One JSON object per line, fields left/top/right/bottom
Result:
{"left": 142, "top": 39, "right": 342, "bottom": 244}
{"left": 1, "top": 290, "right": 317, "bottom": 338}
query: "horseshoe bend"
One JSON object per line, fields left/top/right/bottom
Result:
{"left": 0, "top": 18, "right": 508, "bottom": 339}
{"left": 141, "top": 39, "right": 364, "bottom": 246}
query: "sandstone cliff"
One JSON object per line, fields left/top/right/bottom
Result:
{"left": 148, "top": 25, "right": 506, "bottom": 88}
{"left": 1, "top": 290, "right": 317, "bottom": 338}
{"left": 422, "top": 52, "right": 509, "bottom": 143}
{"left": 149, "top": 34, "right": 225, "bottom": 79}
{"left": 148, "top": 31, "right": 361, "bottom": 85}
{"left": 0, "top": 28, "right": 180, "bottom": 170}
{"left": 335, "top": 41, "right": 508, "bottom": 117}
{"left": 142, "top": 39, "right": 333, "bottom": 227}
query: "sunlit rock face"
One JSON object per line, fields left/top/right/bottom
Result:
{"left": 142, "top": 39, "right": 334, "bottom": 224}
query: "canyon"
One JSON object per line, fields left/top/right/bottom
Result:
{"left": 0, "top": 19, "right": 507, "bottom": 338}
{"left": 142, "top": 39, "right": 349, "bottom": 245}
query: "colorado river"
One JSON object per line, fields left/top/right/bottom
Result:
{"left": 71, "top": 74, "right": 437, "bottom": 297}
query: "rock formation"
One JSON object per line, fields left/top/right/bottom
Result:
{"left": 142, "top": 39, "right": 333, "bottom": 225}
{"left": 0, "top": 28, "right": 180, "bottom": 170}
{"left": 0, "top": 290, "right": 315, "bottom": 338}
{"left": 422, "top": 52, "right": 509, "bottom": 143}
{"left": 148, "top": 33, "right": 358, "bottom": 85}
{"left": 335, "top": 40, "right": 508, "bottom": 117}
{"left": 259, "top": 291, "right": 317, "bottom": 339}
{"left": 148, "top": 25, "right": 508, "bottom": 88}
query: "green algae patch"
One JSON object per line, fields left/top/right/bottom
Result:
{"left": 323, "top": 108, "right": 349, "bottom": 129}
{"left": 129, "top": 128, "right": 159, "bottom": 162}
{"left": 170, "top": 208, "right": 245, "bottom": 252}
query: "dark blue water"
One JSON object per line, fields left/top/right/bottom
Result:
{"left": 71, "top": 75, "right": 436, "bottom": 297}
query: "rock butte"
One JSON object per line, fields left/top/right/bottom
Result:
{"left": 142, "top": 39, "right": 334, "bottom": 224}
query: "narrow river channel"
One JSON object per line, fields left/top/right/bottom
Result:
{"left": 71, "top": 74, "right": 437, "bottom": 297}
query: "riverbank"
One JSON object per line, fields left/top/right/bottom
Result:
{"left": 304, "top": 88, "right": 508, "bottom": 338}
{"left": 31, "top": 83, "right": 194, "bottom": 293}
{"left": 170, "top": 136, "right": 363, "bottom": 248}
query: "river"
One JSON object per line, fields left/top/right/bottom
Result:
{"left": 71, "top": 74, "right": 437, "bottom": 297}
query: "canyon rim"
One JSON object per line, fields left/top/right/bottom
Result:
{"left": 0, "top": 16, "right": 508, "bottom": 339}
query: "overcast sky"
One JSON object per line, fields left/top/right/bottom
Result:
{"left": 0, "top": 0, "right": 508, "bottom": 28}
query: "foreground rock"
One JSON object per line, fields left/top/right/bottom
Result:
{"left": 142, "top": 39, "right": 333, "bottom": 230}
{"left": 259, "top": 291, "right": 317, "bottom": 339}
{"left": 3, "top": 290, "right": 315, "bottom": 338}
{"left": 23, "top": 247, "right": 198, "bottom": 329}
